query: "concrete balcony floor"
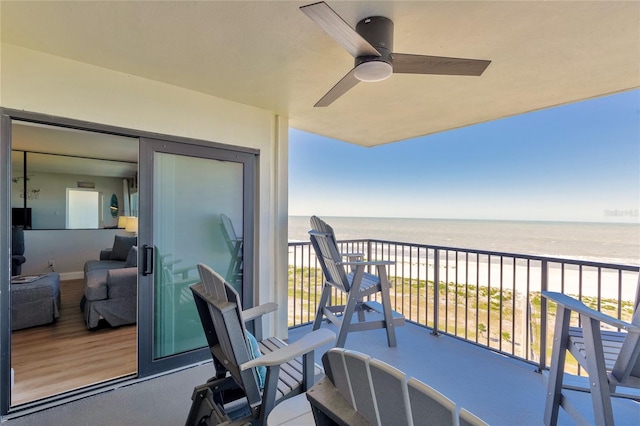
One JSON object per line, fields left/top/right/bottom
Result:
{"left": 288, "top": 321, "right": 640, "bottom": 426}
{"left": 5, "top": 322, "right": 639, "bottom": 425}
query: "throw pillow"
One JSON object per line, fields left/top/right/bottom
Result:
{"left": 123, "top": 246, "right": 138, "bottom": 268}
{"left": 110, "top": 235, "right": 137, "bottom": 261}
{"left": 246, "top": 331, "right": 266, "bottom": 389}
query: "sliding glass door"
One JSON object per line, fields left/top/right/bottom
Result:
{"left": 137, "top": 137, "right": 256, "bottom": 374}
{"left": 5, "top": 118, "right": 139, "bottom": 409}
{"left": 0, "top": 110, "right": 259, "bottom": 414}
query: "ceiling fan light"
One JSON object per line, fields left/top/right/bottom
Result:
{"left": 354, "top": 61, "right": 392, "bottom": 82}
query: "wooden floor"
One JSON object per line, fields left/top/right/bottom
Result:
{"left": 10, "top": 279, "right": 137, "bottom": 406}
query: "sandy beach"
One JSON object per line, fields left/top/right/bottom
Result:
{"left": 289, "top": 246, "right": 639, "bottom": 303}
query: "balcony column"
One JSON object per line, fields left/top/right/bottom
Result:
{"left": 432, "top": 248, "right": 440, "bottom": 336}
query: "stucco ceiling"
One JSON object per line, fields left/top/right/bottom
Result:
{"left": 1, "top": 1, "right": 639, "bottom": 147}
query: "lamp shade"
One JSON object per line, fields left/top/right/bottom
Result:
{"left": 117, "top": 216, "right": 128, "bottom": 229}
{"left": 125, "top": 216, "right": 138, "bottom": 234}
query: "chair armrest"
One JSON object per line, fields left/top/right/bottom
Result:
{"left": 243, "top": 302, "right": 278, "bottom": 322}
{"left": 342, "top": 252, "right": 364, "bottom": 260}
{"left": 171, "top": 264, "right": 197, "bottom": 279}
{"left": 309, "top": 230, "right": 331, "bottom": 238}
{"left": 340, "top": 260, "right": 395, "bottom": 266}
{"left": 173, "top": 277, "right": 200, "bottom": 287}
{"left": 159, "top": 253, "right": 186, "bottom": 267}
{"left": 107, "top": 267, "right": 138, "bottom": 299}
{"left": 164, "top": 258, "right": 184, "bottom": 267}
{"left": 542, "top": 291, "right": 639, "bottom": 332}
{"left": 240, "top": 329, "right": 335, "bottom": 369}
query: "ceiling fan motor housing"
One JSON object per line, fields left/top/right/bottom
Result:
{"left": 355, "top": 16, "right": 394, "bottom": 68}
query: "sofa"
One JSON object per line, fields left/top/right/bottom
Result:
{"left": 81, "top": 235, "right": 137, "bottom": 329}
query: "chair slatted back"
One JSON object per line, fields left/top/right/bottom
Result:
{"left": 220, "top": 214, "right": 243, "bottom": 257}
{"left": 459, "top": 408, "right": 490, "bottom": 426}
{"left": 220, "top": 213, "right": 240, "bottom": 250}
{"left": 611, "top": 276, "right": 640, "bottom": 386}
{"left": 220, "top": 213, "right": 244, "bottom": 284}
{"left": 193, "top": 264, "right": 261, "bottom": 407}
{"left": 407, "top": 377, "right": 457, "bottom": 426}
{"left": 369, "top": 358, "right": 412, "bottom": 426}
{"left": 320, "top": 348, "right": 481, "bottom": 426}
{"left": 309, "top": 215, "right": 351, "bottom": 293}
{"left": 343, "top": 351, "right": 379, "bottom": 425}
{"left": 325, "top": 349, "right": 354, "bottom": 406}
{"left": 611, "top": 274, "right": 640, "bottom": 386}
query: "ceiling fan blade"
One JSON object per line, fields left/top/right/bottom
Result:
{"left": 392, "top": 53, "right": 491, "bottom": 76}
{"left": 300, "top": 2, "right": 381, "bottom": 58}
{"left": 314, "top": 68, "right": 360, "bottom": 107}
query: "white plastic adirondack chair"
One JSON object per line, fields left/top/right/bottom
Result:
{"left": 542, "top": 275, "right": 640, "bottom": 425}
{"left": 306, "top": 347, "right": 486, "bottom": 426}
{"left": 309, "top": 216, "right": 405, "bottom": 348}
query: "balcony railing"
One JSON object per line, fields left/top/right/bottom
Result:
{"left": 288, "top": 239, "right": 639, "bottom": 371}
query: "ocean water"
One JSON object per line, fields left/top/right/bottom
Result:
{"left": 289, "top": 216, "right": 640, "bottom": 266}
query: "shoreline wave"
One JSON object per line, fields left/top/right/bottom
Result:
{"left": 288, "top": 216, "right": 640, "bottom": 266}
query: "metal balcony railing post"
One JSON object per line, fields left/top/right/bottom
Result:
{"left": 432, "top": 248, "right": 440, "bottom": 336}
{"left": 538, "top": 259, "right": 548, "bottom": 372}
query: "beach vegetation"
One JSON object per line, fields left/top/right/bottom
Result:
{"left": 288, "top": 264, "right": 635, "bottom": 375}
{"left": 478, "top": 323, "right": 487, "bottom": 336}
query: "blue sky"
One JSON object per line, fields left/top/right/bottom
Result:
{"left": 289, "top": 89, "right": 640, "bottom": 223}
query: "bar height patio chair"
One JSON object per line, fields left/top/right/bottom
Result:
{"left": 309, "top": 215, "right": 405, "bottom": 348}
{"left": 219, "top": 213, "right": 243, "bottom": 285}
{"left": 542, "top": 275, "right": 640, "bottom": 425}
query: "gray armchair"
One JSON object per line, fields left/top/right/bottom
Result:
{"left": 83, "top": 266, "right": 137, "bottom": 329}
{"left": 81, "top": 236, "right": 138, "bottom": 329}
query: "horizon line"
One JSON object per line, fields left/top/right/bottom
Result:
{"left": 287, "top": 215, "right": 640, "bottom": 225}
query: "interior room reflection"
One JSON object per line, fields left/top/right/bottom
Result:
{"left": 11, "top": 122, "right": 138, "bottom": 230}
{"left": 9, "top": 120, "right": 140, "bottom": 406}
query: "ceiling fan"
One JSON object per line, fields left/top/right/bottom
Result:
{"left": 300, "top": 1, "right": 491, "bottom": 107}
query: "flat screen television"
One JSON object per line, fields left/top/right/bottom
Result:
{"left": 12, "top": 207, "right": 32, "bottom": 229}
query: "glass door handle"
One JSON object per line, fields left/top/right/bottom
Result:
{"left": 142, "top": 244, "right": 154, "bottom": 276}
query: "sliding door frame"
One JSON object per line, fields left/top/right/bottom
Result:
{"left": 0, "top": 109, "right": 259, "bottom": 416}
{"left": 137, "top": 136, "right": 257, "bottom": 376}
{"left": 0, "top": 114, "right": 13, "bottom": 415}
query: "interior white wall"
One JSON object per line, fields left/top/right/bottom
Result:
{"left": 21, "top": 229, "right": 128, "bottom": 279}
{"left": 1, "top": 44, "right": 289, "bottom": 325}
{"left": 11, "top": 171, "right": 124, "bottom": 229}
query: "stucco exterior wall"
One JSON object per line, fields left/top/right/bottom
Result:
{"left": 1, "top": 43, "right": 288, "bottom": 336}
